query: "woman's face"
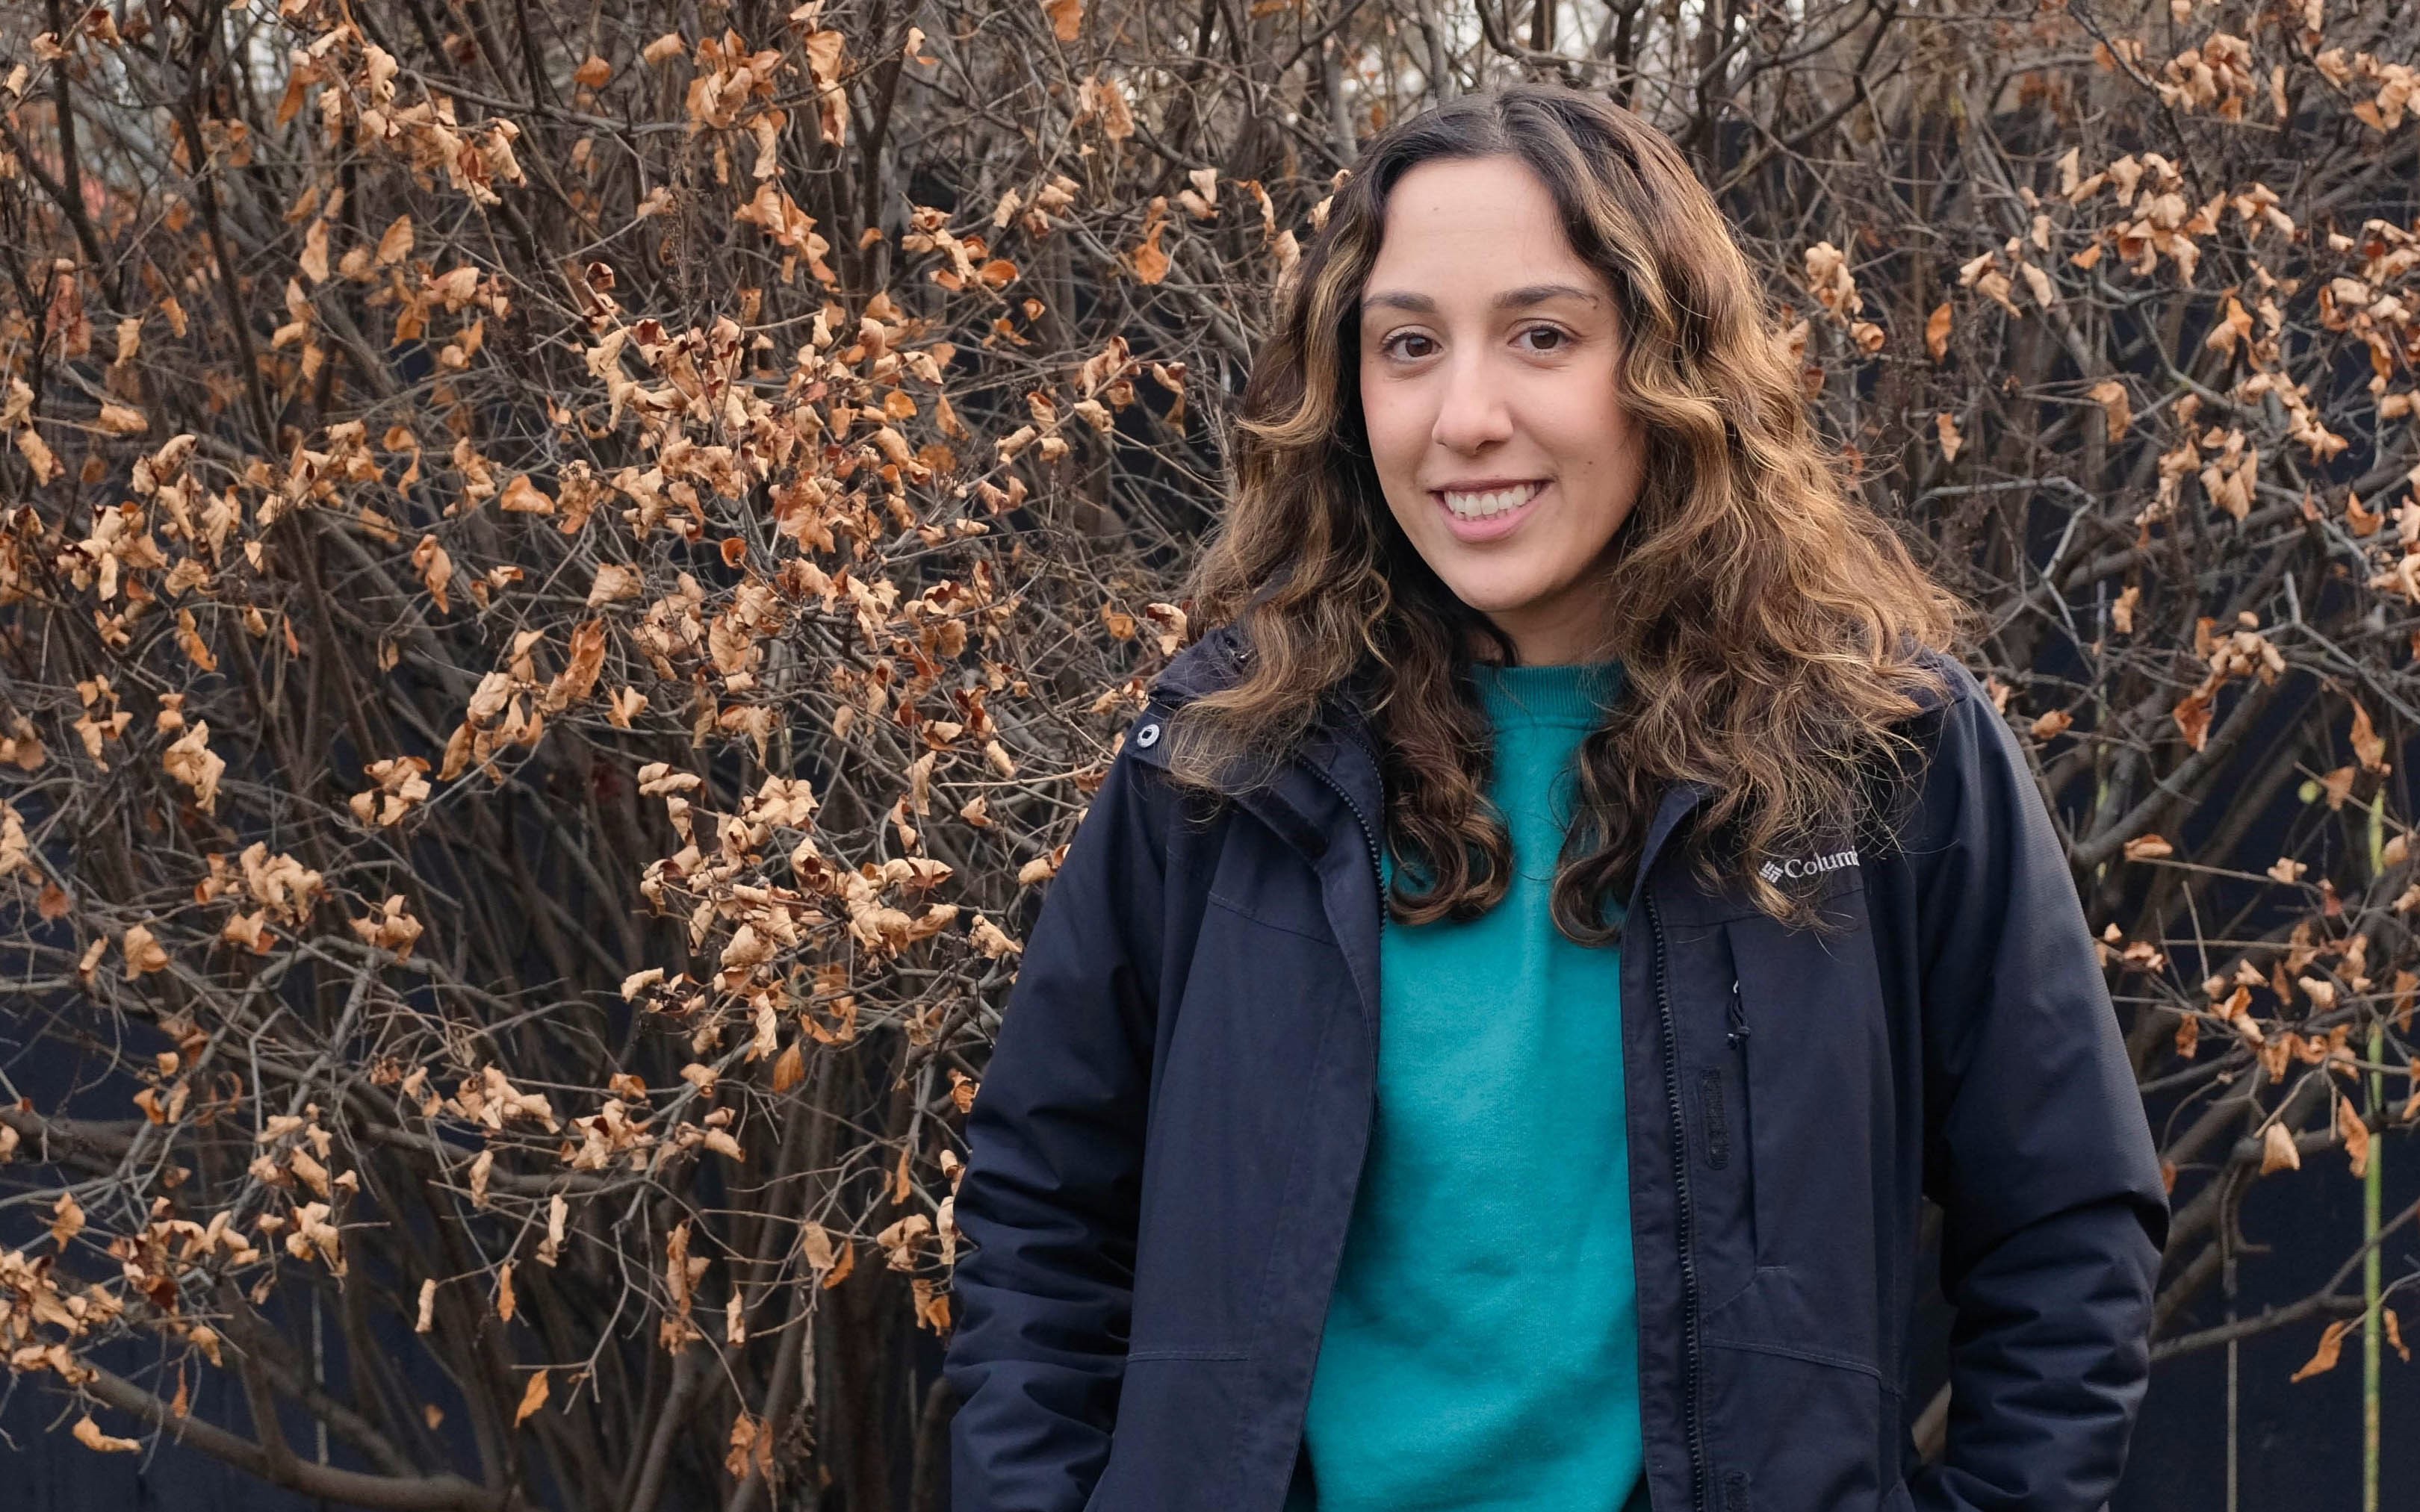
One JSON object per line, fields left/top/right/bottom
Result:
{"left": 1356, "top": 155, "right": 1645, "bottom": 666}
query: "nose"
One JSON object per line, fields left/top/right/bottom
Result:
{"left": 1429, "top": 349, "right": 1514, "bottom": 455}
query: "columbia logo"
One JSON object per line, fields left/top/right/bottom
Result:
{"left": 1760, "top": 849, "right": 1859, "bottom": 884}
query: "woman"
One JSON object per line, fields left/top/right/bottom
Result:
{"left": 943, "top": 84, "right": 2168, "bottom": 1512}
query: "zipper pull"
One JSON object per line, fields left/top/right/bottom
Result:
{"left": 1726, "top": 980, "right": 1750, "bottom": 1051}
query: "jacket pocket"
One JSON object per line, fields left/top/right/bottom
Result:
{"left": 1699, "top": 1339, "right": 1893, "bottom": 1512}
{"left": 1722, "top": 962, "right": 1766, "bottom": 1266}
{"left": 1711, "top": 897, "right": 1890, "bottom": 1368}
{"left": 1693, "top": 928, "right": 1763, "bottom": 1314}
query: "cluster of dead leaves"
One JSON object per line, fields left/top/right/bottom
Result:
{"left": 2182, "top": 934, "right": 2420, "bottom": 1163}
{"left": 435, "top": 623, "right": 613, "bottom": 784}
{"left": 2170, "top": 613, "right": 2286, "bottom": 750}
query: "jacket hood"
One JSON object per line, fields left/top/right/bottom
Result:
{"left": 1147, "top": 619, "right": 1380, "bottom": 723}
{"left": 1146, "top": 622, "right": 1254, "bottom": 709}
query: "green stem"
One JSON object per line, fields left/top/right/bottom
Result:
{"left": 2365, "top": 1017, "right": 2383, "bottom": 1512}
{"left": 2363, "top": 795, "right": 2383, "bottom": 1512}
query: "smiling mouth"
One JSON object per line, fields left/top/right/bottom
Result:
{"left": 1433, "top": 480, "right": 1547, "bottom": 520}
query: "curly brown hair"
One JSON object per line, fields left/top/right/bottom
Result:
{"left": 1164, "top": 83, "right": 1962, "bottom": 938}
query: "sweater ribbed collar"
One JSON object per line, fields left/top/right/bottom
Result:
{"left": 1468, "top": 659, "right": 1623, "bottom": 729}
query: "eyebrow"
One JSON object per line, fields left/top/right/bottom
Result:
{"left": 1359, "top": 282, "right": 1602, "bottom": 316}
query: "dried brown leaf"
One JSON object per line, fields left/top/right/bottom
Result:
{"left": 73, "top": 1416, "right": 139, "bottom": 1454}
{"left": 2289, "top": 1318, "right": 2351, "bottom": 1381}
{"left": 513, "top": 1368, "right": 550, "bottom": 1427}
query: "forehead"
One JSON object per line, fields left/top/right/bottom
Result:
{"left": 1364, "top": 156, "right": 1599, "bottom": 299}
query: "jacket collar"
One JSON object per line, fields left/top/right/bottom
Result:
{"left": 1141, "top": 622, "right": 1378, "bottom": 809}
{"left": 1629, "top": 782, "right": 1707, "bottom": 919}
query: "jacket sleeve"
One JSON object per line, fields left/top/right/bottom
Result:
{"left": 1900, "top": 668, "right": 2171, "bottom": 1512}
{"left": 943, "top": 724, "right": 1173, "bottom": 1512}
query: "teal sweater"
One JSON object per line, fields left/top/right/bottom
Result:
{"left": 1284, "top": 660, "right": 1642, "bottom": 1512}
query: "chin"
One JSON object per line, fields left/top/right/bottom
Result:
{"left": 1436, "top": 579, "right": 1548, "bottom": 617}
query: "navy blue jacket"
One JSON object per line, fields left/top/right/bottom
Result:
{"left": 944, "top": 623, "right": 2169, "bottom": 1512}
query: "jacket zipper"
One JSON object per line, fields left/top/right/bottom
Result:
{"left": 1306, "top": 724, "right": 1388, "bottom": 1112}
{"left": 1646, "top": 890, "right": 1709, "bottom": 1512}
{"left": 1306, "top": 740, "right": 1385, "bottom": 942}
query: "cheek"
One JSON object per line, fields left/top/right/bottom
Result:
{"left": 1539, "top": 374, "right": 1625, "bottom": 458}
{"left": 1357, "top": 369, "right": 1424, "bottom": 473}
{"left": 1539, "top": 393, "right": 1635, "bottom": 504}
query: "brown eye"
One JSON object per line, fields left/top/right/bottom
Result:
{"left": 1380, "top": 332, "right": 1436, "bottom": 360}
{"left": 1519, "top": 326, "right": 1569, "bottom": 353}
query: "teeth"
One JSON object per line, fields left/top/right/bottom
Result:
{"left": 1439, "top": 482, "right": 1544, "bottom": 518}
